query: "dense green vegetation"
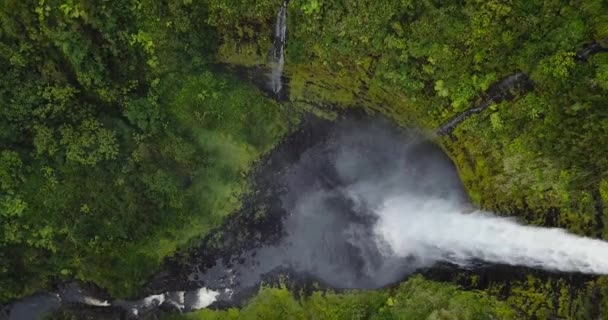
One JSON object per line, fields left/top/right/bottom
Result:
{"left": 163, "top": 276, "right": 516, "bottom": 320}
{"left": 2, "top": 0, "right": 608, "bottom": 319}
{"left": 0, "top": 0, "right": 291, "bottom": 301}
{"left": 208, "top": 0, "right": 608, "bottom": 318}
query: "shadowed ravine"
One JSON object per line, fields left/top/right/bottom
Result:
{"left": 141, "top": 115, "right": 608, "bottom": 316}
{"left": 5, "top": 115, "right": 608, "bottom": 319}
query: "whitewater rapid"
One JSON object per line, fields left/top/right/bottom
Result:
{"left": 374, "top": 196, "right": 608, "bottom": 274}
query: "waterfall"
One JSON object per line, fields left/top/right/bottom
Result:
{"left": 269, "top": 1, "right": 287, "bottom": 95}
{"left": 374, "top": 196, "right": 608, "bottom": 274}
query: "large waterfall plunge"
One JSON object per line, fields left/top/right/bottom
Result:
{"left": 268, "top": 1, "right": 287, "bottom": 95}
{"left": 376, "top": 197, "right": 608, "bottom": 274}
{"left": 341, "top": 122, "right": 608, "bottom": 276}
{"left": 311, "top": 120, "right": 608, "bottom": 278}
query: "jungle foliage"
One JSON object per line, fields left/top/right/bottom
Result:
{"left": 0, "top": 0, "right": 290, "bottom": 301}
{"left": 2, "top": 0, "right": 608, "bottom": 319}
{"left": 163, "top": 276, "right": 516, "bottom": 320}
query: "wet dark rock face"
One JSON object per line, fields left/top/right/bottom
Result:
{"left": 575, "top": 39, "right": 608, "bottom": 61}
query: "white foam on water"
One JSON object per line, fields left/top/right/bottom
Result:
{"left": 189, "top": 288, "right": 220, "bottom": 310}
{"left": 82, "top": 296, "right": 111, "bottom": 307}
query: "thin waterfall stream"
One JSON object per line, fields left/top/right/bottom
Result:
{"left": 268, "top": 1, "right": 287, "bottom": 96}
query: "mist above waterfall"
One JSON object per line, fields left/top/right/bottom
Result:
{"left": 333, "top": 119, "right": 608, "bottom": 276}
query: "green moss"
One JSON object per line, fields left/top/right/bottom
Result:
{"left": 217, "top": 42, "right": 269, "bottom": 67}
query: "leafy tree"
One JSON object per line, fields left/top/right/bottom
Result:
{"left": 59, "top": 119, "right": 119, "bottom": 165}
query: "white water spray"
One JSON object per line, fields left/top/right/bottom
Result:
{"left": 374, "top": 195, "right": 608, "bottom": 274}
{"left": 317, "top": 121, "right": 608, "bottom": 276}
{"left": 269, "top": 1, "right": 287, "bottom": 95}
